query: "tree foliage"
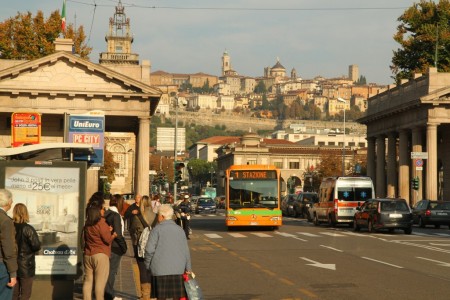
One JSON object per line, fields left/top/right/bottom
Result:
{"left": 317, "top": 150, "right": 343, "bottom": 178}
{"left": 0, "top": 10, "right": 92, "bottom": 60}
{"left": 391, "top": 0, "right": 450, "bottom": 81}
{"left": 100, "top": 149, "right": 117, "bottom": 183}
{"left": 186, "top": 159, "right": 216, "bottom": 185}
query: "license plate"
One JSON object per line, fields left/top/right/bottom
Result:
{"left": 437, "top": 212, "right": 448, "bottom": 216}
{"left": 390, "top": 214, "right": 402, "bottom": 218}
{"left": 250, "top": 222, "right": 258, "bottom": 225}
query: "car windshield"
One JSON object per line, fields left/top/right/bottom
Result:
{"left": 380, "top": 201, "right": 409, "bottom": 212}
{"left": 337, "top": 187, "right": 373, "bottom": 202}
{"left": 229, "top": 179, "right": 278, "bottom": 209}
{"left": 198, "top": 198, "right": 214, "bottom": 205}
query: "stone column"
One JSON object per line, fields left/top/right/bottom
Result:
{"left": 426, "top": 123, "right": 438, "bottom": 200}
{"left": 398, "top": 130, "right": 410, "bottom": 203}
{"left": 387, "top": 133, "right": 397, "bottom": 198}
{"left": 366, "top": 137, "right": 376, "bottom": 182}
{"left": 136, "top": 117, "right": 150, "bottom": 196}
{"left": 376, "top": 135, "right": 386, "bottom": 198}
{"left": 411, "top": 127, "right": 423, "bottom": 205}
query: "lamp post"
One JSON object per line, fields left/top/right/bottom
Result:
{"left": 171, "top": 92, "right": 179, "bottom": 203}
{"left": 337, "top": 98, "right": 346, "bottom": 176}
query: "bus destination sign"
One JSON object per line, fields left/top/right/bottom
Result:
{"left": 230, "top": 170, "right": 277, "bottom": 180}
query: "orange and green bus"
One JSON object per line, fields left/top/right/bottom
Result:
{"left": 225, "top": 165, "right": 282, "bottom": 229}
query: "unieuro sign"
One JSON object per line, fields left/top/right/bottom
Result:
{"left": 68, "top": 115, "right": 104, "bottom": 167}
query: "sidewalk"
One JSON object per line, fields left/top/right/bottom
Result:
{"left": 73, "top": 232, "right": 139, "bottom": 300}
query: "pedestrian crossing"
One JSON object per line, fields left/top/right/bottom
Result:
{"left": 201, "top": 230, "right": 450, "bottom": 239}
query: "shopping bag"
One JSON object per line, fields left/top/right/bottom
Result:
{"left": 183, "top": 272, "right": 204, "bottom": 300}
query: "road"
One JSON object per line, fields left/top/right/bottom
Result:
{"left": 188, "top": 210, "right": 450, "bottom": 300}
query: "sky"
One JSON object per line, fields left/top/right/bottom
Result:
{"left": 0, "top": 0, "right": 425, "bottom": 85}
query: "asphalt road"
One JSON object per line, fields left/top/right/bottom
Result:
{"left": 188, "top": 210, "right": 450, "bottom": 300}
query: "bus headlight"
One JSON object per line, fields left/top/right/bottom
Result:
{"left": 227, "top": 216, "right": 237, "bottom": 221}
{"left": 270, "top": 216, "right": 281, "bottom": 221}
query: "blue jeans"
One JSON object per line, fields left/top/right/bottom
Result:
{"left": 0, "top": 262, "right": 13, "bottom": 300}
{"left": 105, "top": 252, "right": 122, "bottom": 300}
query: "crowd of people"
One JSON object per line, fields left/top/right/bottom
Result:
{"left": 0, "top": 188, "right": 195, "bottom": 300}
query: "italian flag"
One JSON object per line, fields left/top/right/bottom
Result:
{"left": 61, "top": 0, "right": 66, "bottom": 32}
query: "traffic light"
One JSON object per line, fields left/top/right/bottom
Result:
{"left": 411, "top": 177, "right": 419, "bottom": 190}
{"left": 174, "top": 162, "right": 185, "bottom": 183}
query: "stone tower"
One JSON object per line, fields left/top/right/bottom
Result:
{"left": 99, "top": 0, "right": 139, "bottom": 65}
{"left": 348, "top": 64, "right": 359, "bottom": 82}
{"left": 222, "top": 50, "right": 231, "bottom": 76}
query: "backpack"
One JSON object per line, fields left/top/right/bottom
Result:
{"left": 137, "top": 226, "right": 151, "bottom": 258}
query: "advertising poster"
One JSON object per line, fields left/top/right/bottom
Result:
{"left": 11, "top": 112, "right": 41, "bottom": 147}
{"left": 1, "top": 161, "right": 85, "bottom": 276}
{"left": 68, "top": 113, "right": 104, "bottom": 167}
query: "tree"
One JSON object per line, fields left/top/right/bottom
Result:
{"left": 391, "top": 0, "right": 450, "bottom": 82}
{"left": 254, "top": 81, "right": 267, "bottom": 94}
{"left": 100, "top": 149, "right": 117, "bottom": 183}
{"left": 187, "top": 159, "right": 216, "bottom": 187}
{"left": 0, "top": 10, "right": 92, "bottom": 60}
{"left": 317, "top": 150, "right": 342, "bottom": 178}
{"left": 355, "top": 75, "right": 367, "bottom": 85}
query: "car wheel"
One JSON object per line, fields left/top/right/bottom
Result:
{"left": 306, "top": 212, "right": 312, "bottom": 222}
{"left": 435, "top": 224, "right": 441, "bottom": 229}
{"left": 313, "top": 214, "right": 320, "bottom": 226}
{"left": 418, "top": 217, "right": 426, "bottom": 228}
{"left": 404, "top": 227, "right": 412, "bottom": 235}
{"left": 328, "top": 214, "right": 336, "bottom": 227}
{"left": 388, "top": 228, "right": 394, "bottom": 233}
{"left": 353, "top": 219, "right": 360, "bottom": 232}
{"left": 368, "top": 219, "right": 375, "bottom": 233}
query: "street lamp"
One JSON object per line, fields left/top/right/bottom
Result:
{"left": 171, "top": 92, "right": 179, "bottom": 203}
{"left": 337, "top": 98, "right": 346, "bottom": 176}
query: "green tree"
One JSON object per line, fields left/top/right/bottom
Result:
{"left": 391, "top": 0, "right": 450, "bottom": 82}
{"left": 0, "top": 10, "right": 92, "bottom": 60}
{"left": 254, "top": 81, "right": 267, "bottom": 94}
{"left": 187, "top": 159, "right": 216, "bottom": 186}
{"left": 355, "top": 75, "right": 367, "bottom": 85}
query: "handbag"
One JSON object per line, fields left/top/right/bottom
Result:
{"left": 183, "top": 272, "right": 204, "bottom": 300}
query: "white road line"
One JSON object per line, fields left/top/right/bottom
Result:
{"left": 320, "top": 245, "right": 343, "bottom": 252}
{"left": 228, "top": 233, "right": 247, "bottom": 238}
{"left": 204, "top": 233, "right": 222, "bottom": 239}
{"left": 434, "top": 233, "right": 450, "bottom": 237}
{"left": 251, "top": 233, "right": 272, "bottom": 238}
{"left": 361, "top": 257, "right": 403, "bottom": 268}
{"left": 275, "top": 231, "right": 308, "bottom": 242}
{"left": 297, "top": 232, "right": 320, "bottom": 237}
{"left": 412, "top": 232, "right": 433, "bottom": 236}
{"left": 320, "top": 232, "right": 347, "bottom": 237}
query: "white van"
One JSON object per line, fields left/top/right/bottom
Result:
{"left": 313, "top": 176, "right": 375, "bottom": 227}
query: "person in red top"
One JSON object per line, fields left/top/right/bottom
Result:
{"left": 82, "top": 194, "right": 117, "bottom": 300}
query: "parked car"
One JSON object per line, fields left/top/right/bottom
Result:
{"left": 353, "top": 198, "right": 413, "bottom": 234}
{"left": 281, "top": 194, "right": 297, "bottom": 216}
{"left": 292, "top": 192, "right": 319, "bottom": 219}
{"left": 195, "top": 197, "right": 217, "bottom": 214}
{"left": 412, "top": 199, "right": 450, "bottom": 229}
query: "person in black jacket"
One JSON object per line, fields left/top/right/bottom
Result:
{"left": 12, "top": 203, "right": 41, "bottom": 300}
{"left": 178, "top": 195, "right": 191, "bottom": 240}
{"left": 104, "top": 194, "right": 127, "bottom": 300}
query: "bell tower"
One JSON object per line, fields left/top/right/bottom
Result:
{"left": 222, "top": 50, "right": 231, "bottom": 76}
{"left": 99, "top": 0, "right": 139, "bottom": 65}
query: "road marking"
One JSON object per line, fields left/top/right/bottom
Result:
{"left": 297, "top": 232, "right": 320, "bottom": 237}
{"left": 275, "top": 231, "right": 308, "bottom": 241}
{"left": 228, "top": 233, "right": 247, "bottom": 238}
{"left": 320, "top": 232, "right": 346, "bottom": 237}
{"left": 204, "top": 233, "right": 222, "bottom": 239}
{"left": 392, "top": 240, "right": 450, "bottom": 254}
{"left": 320, "top": 245, "right": 343, "bottom": 252}
{"left": 361, "top": 257, "right": 403, "bottom": 268}
{"left": 434, "top": 233, "right": 450, "bottom": 237}
{"left": 416, "top": 256, "right": 450, "bottom": 267}
{"left": 251, "top": 233, "right": 272, "bottom": 237}
{"left": 412, "top": 232, "right": 433, "bottom": 236}
{"left": 300, "top": 257, "right": 336, "bottom": 270}
{"left": 429, "top": 243, "right": 450, "bottom": 246}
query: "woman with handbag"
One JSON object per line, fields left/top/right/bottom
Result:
{"left": 125, "top": 195, "right": 156, "bottom": 300}
{"left": 104, "top": 194, "right": 128, "bottom": 300}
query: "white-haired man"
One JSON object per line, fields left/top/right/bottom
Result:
{"left": 144, "top": 204, "right": 192, "bottom": 299}
{"left": 0, "top": 189, "right": 17, "bottom": 300}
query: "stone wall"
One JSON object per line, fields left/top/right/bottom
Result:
{"left": 164, "top": 111, "right": 366, "bottom": 134}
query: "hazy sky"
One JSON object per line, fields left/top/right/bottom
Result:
{"left": 1, "top": 0, "right": 423, "bottom": 85}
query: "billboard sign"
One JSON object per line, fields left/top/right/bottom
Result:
{"left": 11, "top": 112, "right": 41, "bottom": 147}
{"left": 68, "top": 113, "right": 104, "bottom": 167}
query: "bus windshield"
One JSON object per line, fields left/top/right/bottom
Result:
{"left": 229, "top": 179, "right": 278, "bottom": 209}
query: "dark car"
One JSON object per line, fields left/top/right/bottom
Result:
{"left": 353, "top": 198, "right": 413, "bottom": 234}
{"left": 412, "top": 199, "right": 450, "bottom": 229}
{"left": 195, "top": 197, "right": 217, "bottom": 214}
{"left": 292, "top": 192, "right": 319, "bottom": 219}
{"left": 281, "top": 194, "right": 297, "bottom": 216}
